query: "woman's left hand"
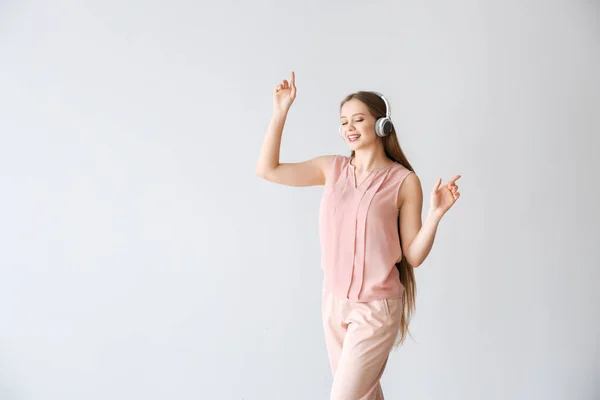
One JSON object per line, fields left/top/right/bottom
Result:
{"left": 429, "top": 175, "right": 461, "bottom": 217}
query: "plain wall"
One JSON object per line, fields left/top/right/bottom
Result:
{"left": 1, "top": 0, "right": 599, "bottom": 399}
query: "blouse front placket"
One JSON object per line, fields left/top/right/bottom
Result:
{"left": 342, "top": 165, "right": 392, "bottom": 300}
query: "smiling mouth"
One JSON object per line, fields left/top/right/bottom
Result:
{"left": 348, "top": 134, "right": 361, "bottom": 142}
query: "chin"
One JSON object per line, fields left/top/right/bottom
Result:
{"left": 349, "top": 141, "right": 366, "bottom": 150}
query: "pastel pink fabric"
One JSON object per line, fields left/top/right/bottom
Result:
{"left": 322, "top": 285, "right": 403, "bottom": 400}
{"left": 319, "top": 155, "right": 414, "bottom": 301}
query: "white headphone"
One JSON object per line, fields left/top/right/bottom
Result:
{"left": 340, "top": 91, "right": 394, "bottom": 138}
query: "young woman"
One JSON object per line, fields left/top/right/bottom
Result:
{"left": 255, "top": 71, "right": 461, "bottom": 400}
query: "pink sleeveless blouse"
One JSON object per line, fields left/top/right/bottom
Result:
{"left": 319, "top": 155, "right": 414, "bottom": 301}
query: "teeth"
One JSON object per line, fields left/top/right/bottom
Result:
{"left": 349, "top": 135, "right": 360, "bottom": 139}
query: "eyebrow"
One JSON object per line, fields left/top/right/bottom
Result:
{"left": 340, "top": 113, "right": 365, "bottom": 119}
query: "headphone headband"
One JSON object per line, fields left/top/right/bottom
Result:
{"left": 371, "top": 91, "right": 391, "bottom": 119}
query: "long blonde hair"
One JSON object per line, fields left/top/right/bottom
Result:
{"left": 340, "top": 91, "right": 416, "bottom": 349}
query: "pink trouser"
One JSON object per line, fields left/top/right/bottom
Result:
{"left": 321, "top": 285, "right": 403, "bottom": 400}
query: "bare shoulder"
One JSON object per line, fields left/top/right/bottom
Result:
{"left": 314, "top": 154, "right": 337, "bottom": 171}
{"left": 314, "top": 154, "right": 338, "bottom": 183}
{"left": 396, "top": 170, "right": 423, "bottom": 209}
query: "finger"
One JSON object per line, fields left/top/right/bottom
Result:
{"left": 282, "top": 79, "right": 289, "bottom": 89}
{"left": 449, "top": 174, "right": 461, "bottom": 184}
{"left": 432, "top": 178, "right": 442, "bottom": 193}
{"left": 290, "top": 71, "right": 296, "bottom": 95}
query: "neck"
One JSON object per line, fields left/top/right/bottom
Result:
{"left": 351, "top": 147, "right": 391, "bottom": 171}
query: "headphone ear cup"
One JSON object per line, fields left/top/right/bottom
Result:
{"left": 375, "top": 118, "right": 383, "bottom": 137}
{"left": 383, "top": 119, "right": 393, "bottom": 136}
{"left": 375, "top": 118, "right": 393, "bottom": 137}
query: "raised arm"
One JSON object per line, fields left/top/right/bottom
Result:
{"left": 255, "top": 71, "right": 335, "bottom": 187}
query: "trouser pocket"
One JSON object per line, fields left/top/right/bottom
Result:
{"left": 381, "top": 299, "right": 390, "bottom": 316}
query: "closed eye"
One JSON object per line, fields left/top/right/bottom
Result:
{"left": 341, "top": 119, "right": 364, "bottom": 125}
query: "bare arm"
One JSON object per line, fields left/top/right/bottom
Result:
{"left": 397, "top": 173, "right": 439, "bottom": 267}
{"left": 397, "top": 173, "right": 461, "bottom": 267}
{"left": 254, "top": 71, "right": 335, "bottom": 187}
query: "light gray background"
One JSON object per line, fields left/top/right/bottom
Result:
{"left": 1, "top": 0, "right": 599, "bottom": 399}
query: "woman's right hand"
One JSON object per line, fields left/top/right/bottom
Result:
{"left": 273, "top": 71, "right": 296, "bottom": 114}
